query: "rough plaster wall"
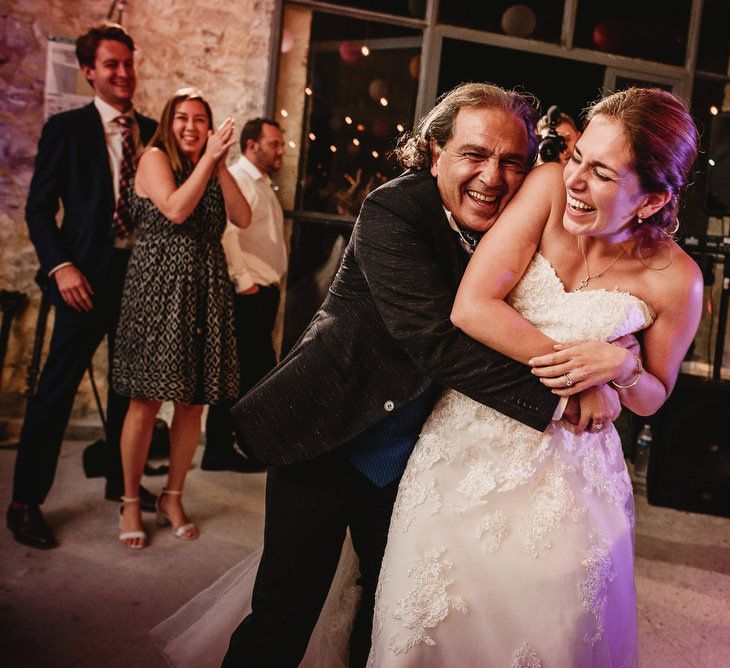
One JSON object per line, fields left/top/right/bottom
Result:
{"left": 0, "top": 0, "right": 275, "bottom": 434}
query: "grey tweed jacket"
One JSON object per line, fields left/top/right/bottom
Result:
{"left": 232, "top": 169, "right": 558, "bottom": 465}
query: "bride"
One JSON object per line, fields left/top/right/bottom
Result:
{"left": 368, "top": 87, "right": 702, "bottom": 666}
{"left": 152, "top": 88, "right": 701, "bottom": 667}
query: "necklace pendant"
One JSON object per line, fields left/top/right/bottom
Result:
{"left": 575, "top": 277, "right": 589, "bottom": 291}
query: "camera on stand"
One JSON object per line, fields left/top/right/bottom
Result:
{"left": 538, "top": 105, "right": 567, "bottom": 164}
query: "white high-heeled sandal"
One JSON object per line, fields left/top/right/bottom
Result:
{"left": 156, "top": 489, "right": 199, "bottom": 541}
{"left": 119, "top": 496, "right": 147, "bottom": 549}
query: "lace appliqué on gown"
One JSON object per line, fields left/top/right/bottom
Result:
{"left": 512, "top": 642, "right": 543, "bottom": 668}
{"left": 388, "top": 547, "right": 467, "bottom": 655}
{"left": 579, "top": 530, "right": 617, "bottom": 647}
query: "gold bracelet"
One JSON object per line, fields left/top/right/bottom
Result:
{"left": 610, "top": 353, "right": 643, "bottom": 389}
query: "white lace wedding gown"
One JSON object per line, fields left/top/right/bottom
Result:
{"left": 152, "top": 252, "right": 647, "bottom": 668}
{"left": 368, "top": 252, "right": 647, "bottom": 667}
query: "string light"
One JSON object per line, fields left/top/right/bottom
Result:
{"left": 288, "top": 140, "right": 296, "bottom": 149}
{"left": 379, "top": 97, "right": 388, "bottom": 107}
{"left": 361, "top": 46, "right": 370, "bottom": 56}
{"left": 345, "top": 116, "right": 353, "bottom": 125}
{"left": 329, "top": 145, "right": 337, "bottom": 153}
{"left": 308, "top": 132, "right": 316, "bottom": 141}
{"left": 280, "top": 109, "right": 288, "bottom": 118}
{"left": 710, "top": 105, "right": 719, "bottom": 116}
{"left": 396, "top": 123, "right": 405, "bottom": 132}
{"left": 304, "top": 87, "right": 313, "bottom": 96}
{"left": 356, "top": 124, "right": 365, "bottom": 132}
{"left": 709, "top": 158, "right": 716, "bottom": 166}
{"left": 371, "top": 150, "right": 379, "bottom": 158}
{"left": 352, "top": 138, "right": 360, "bottom": 146}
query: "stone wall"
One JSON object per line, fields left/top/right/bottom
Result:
{"left": 0, "top": 0, "right": 276, "bottom": 436}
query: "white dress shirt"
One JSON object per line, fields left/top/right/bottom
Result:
{"left": 221, "top": 155, "right": 287, "bottom": 292}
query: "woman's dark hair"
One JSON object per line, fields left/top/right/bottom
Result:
{"left": 586, "top": 88, "right": 699, "bottom": 248}
{"left": 147, "top": 88, "right": 214, "bottom": 176}
{"left": 75, "top": 22, "right": 134, "bottom": 70}
{"left": 395, "top": 82, "right": 539, "bottom": 170}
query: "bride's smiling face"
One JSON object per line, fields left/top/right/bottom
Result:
{"left": 562, "top": 115, "right": 649, "bottom": 243}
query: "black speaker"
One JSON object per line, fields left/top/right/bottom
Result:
{"left": 647, "top": 375, "right": 730, "bottom": 517}
{"left": 705, "top": 112, "right": 730, "bottom": 216}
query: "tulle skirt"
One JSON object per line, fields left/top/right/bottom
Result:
{"left": 151, "top": 538, "right": 361, "bottom": 667}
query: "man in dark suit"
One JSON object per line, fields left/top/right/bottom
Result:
{"left": 6, "top": 23, "right": 157, "bottom": 549}
{"left": 222, "top": 84, "right": 563, "bottom": 666}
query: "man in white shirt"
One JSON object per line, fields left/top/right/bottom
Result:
{"left": 6, "top": 23, "right": 158, "bottom": 549}
{"left": 202, "top": 118, "right": 286, "bottom": 473}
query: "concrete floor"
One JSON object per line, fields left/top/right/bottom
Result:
{"left": 2, "top": 438, "right": 729, "bottom": 668}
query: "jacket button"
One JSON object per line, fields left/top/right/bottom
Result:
{"left": 384, "top": 400, "right": 395, "bottom": 412}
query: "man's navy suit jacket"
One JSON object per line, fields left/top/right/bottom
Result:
{"left": 25, "top": 102, "right": 157, "bottom": 305}
{"left": 233, "top": 169, "right": 559, "bottom": 465}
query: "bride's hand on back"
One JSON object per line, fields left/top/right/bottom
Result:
{"left": 528, "top": 338, "right": 638, "bottom": 395}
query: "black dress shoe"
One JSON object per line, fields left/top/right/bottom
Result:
{"left": 6, "top": 503, "right": 57, "bottom": 550}
{"left": 105, "top": 484, "right": 158, "bottom": 513}
{"left": 201, "top": 450, "right": 266, "bottom": 473}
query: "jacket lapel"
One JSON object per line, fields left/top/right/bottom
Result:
{"left": 82, "top": 103, "right": 114, "bottom": 205}
{"left": 420, "top": 176, "right": 468, "bottom": 291}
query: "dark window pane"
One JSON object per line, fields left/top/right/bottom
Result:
{"left": 612, "top": 76, "right": 674, "bottom": 92}
{"left": 439, "top": 38, "right": 605, "bottom": 127}
{"left": 298, "top": 14, "right": 421, "bottom": 216}
{"left": 314, "top": 0, "right": 426, "bottom": 20}
{"left": 574, "top": 0, "right": 691, "bottom": 66}
{"left": 697, "top": 0, "right": 730, "bottom": 74}
{"left": 283, "top": 219, "right": 352, "bottom": 354}
{"left": 682, "top": 77, "right": 730, "bottom": 232}
{"left": 439, "top": 0, "right": 564, "bottom": 45}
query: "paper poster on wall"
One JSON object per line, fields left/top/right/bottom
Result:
{"left": 44, "top": 35, "right": 93, "bottom": 119}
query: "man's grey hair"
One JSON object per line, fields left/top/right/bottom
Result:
{"left": 396, "top": 82, "right": 539, "bottom": 170}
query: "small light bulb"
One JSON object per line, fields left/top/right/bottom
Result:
{"left": 304, "top": 87, "right": 313, "bottom": 96}
{"left": 280, "top": 109, "right": 288, "bottom": 118}
{"left": 329, "top": 145, "right": 337, "bottom": 153}
{"left": 710, "top": 105, "right": 719, "bottom": 116}
{"left": 288, "top": 140, "right": 296, "bottom": 149}
{"left": 345, "top": 116, "right": 353, "bottom": 125}
{"left": 396, "top": 124, "right": 405, "bottom": 132}
{"left": 361, "top": 46, "right": 370, "bottom": 56}
{"left": 352, "top": 138, "right": 360, "bottom": 146}
{"left": 380, "top": 97, "right": 388, "bottom": 107}
{"left": 371, "top": 151, "right": 379, "bottom": 158}
{"left": 308, "top": 132, "right": 316, "bottom": 141}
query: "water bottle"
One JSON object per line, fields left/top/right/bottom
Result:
{"left": 633, "top": 423, "right": 652, "bottom": 481}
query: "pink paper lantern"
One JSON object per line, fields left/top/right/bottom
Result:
{"left": 339, "top": 41, "right": 362, "bottom": 64}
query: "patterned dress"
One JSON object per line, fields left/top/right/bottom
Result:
{"left": 113, "top": 170, "right": 239, "bottom": 404}
{"left": 368, "top": 252, "right": 647, "bottom": 667}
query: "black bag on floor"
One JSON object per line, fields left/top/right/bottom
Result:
{"left": 82, "top": 418, "right": 170, "bottom": 478}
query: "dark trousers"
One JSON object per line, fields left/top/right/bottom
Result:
{"left": 12, "top": 249, "right": 130, "bottom": 505}
{"left": 221, "top": 450, "right": 399, "bottom": 668}
{"left": 205, "top": 285, "right": 280, "bottom": 456}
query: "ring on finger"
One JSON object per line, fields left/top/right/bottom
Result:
{"left": 563, "top": 373, "right": 574, "bottom": 388}
{"left": 592, "top": 421, "right": 604, "bottom": 431}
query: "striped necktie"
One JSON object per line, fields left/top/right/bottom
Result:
{"left": 112, "top": 115, "right": 136, "bottom": 238}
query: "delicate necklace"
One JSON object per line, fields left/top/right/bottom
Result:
{"left": 574, "top": 237, "right": 626, "bottom": 291}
